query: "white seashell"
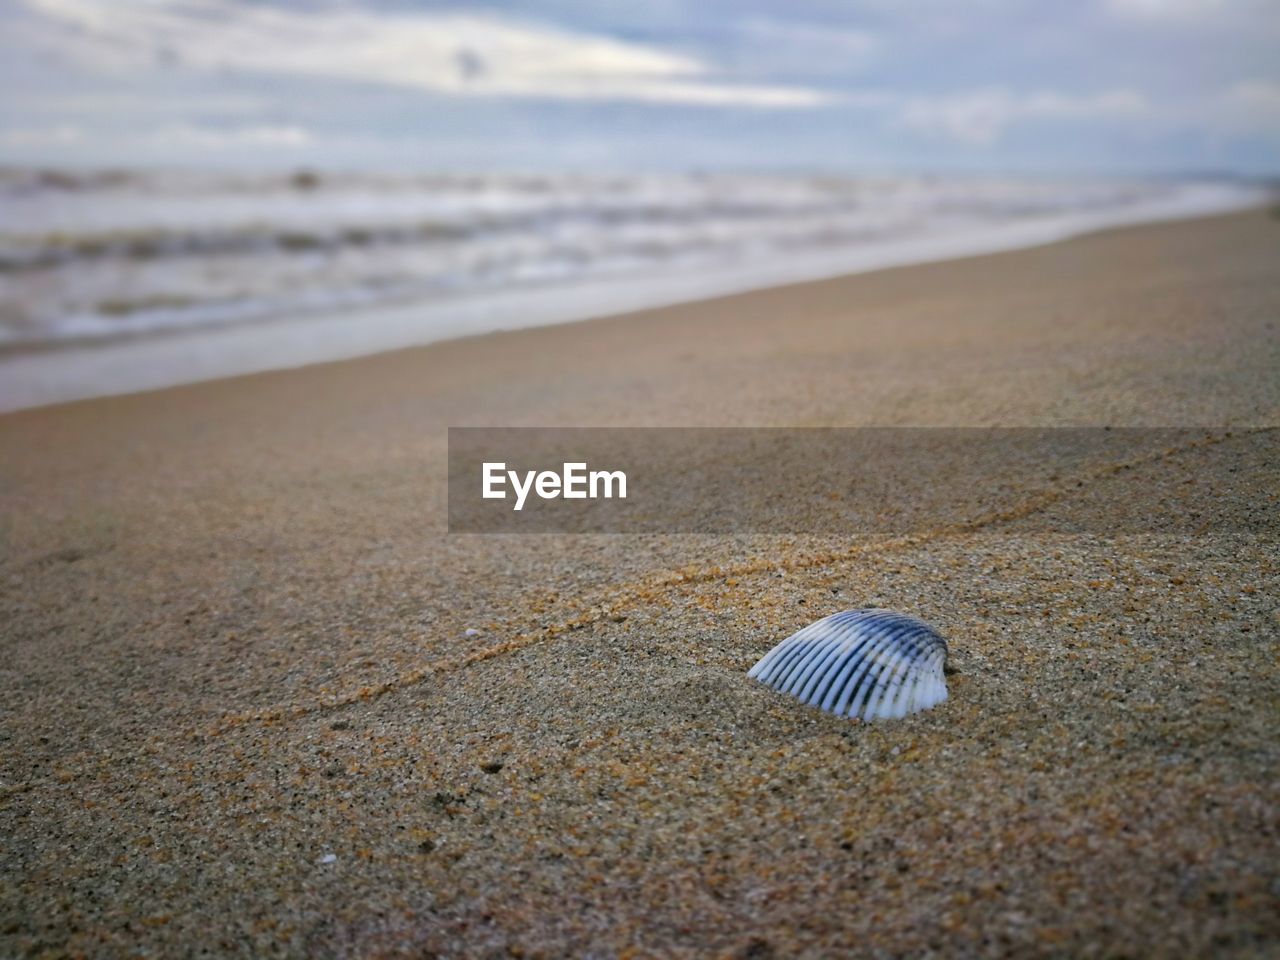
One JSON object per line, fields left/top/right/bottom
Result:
{"left": 748, "top": 609, "right": 948, "bottom": 721}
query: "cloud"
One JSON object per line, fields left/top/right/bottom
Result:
{"left": 0, "top": 123, "right": 83, "bottom": 146}
{"left": 149, "top": 124, "right": 314, "bottom": 149}
{"left": 21, "top": 0, "right": 830, "bottom": 108}
{"left": 730, "top": 19, "right": 878, "bottom": 76}
{"left": 1216, "top": 80, "right": 1280, "bottom": 136}
{"left": 1104, "top": 0, "right": 1228, "bottom": 20}
{"left": 4, "top": 0, "right": 1277, "bottom": 172}
{"left": 896, "top": 88, "right": 1146, "bottom": 144}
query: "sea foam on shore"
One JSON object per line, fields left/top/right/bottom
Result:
{"left": 0, "top": 169, "right": 1266, "bottom": 411}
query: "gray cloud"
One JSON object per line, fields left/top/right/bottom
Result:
{"left": 1, "top": 0, "right": 1276, "bottom": 173}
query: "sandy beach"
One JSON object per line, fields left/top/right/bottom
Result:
{"left": 1, "top": 209, "right": 1277, "bottom": 956}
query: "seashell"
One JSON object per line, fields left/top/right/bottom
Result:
{"left": 748, "top": 609, "right": 948, "bottom": 721}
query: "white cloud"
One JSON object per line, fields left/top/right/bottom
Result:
{"left": 897, "top": 88, "right": 1146, "bottom": 144}
{"left": 21, "top": 0, "right": 830, "bottom": 108}
{"left": 1215, "top": 80, "right": 1280, "bottom": 136}
{"left": 149, "top": 124, "right": 314, "bottom": 149}
{"left": 733, "top": 18, "right": 878, "bottom": 72}
{"left": 1104, "top": 0, "right": 1228, "bottom": 19}
{"left": 0, "top": 123, "right": 84, "bottom": 146}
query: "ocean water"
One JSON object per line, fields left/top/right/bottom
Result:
{"left": 0, "top": 168, "right": 1264, "bottom": 409}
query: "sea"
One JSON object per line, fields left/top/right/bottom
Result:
{"left": 0, "top": 167, "right": 1265, "bottom": 410}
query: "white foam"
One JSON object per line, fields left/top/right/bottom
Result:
{"left": 0, "top": 174, "right": 1265, "bottom": 412}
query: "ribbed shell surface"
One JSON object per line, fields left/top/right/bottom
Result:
{"left": 748, "top": 609, "right": 948, "bottom": 721}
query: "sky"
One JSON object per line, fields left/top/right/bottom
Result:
{"left": 1, "top": 0, "right": 1278, "bottom": 174}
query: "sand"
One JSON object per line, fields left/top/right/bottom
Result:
{"left": 1, "top": 209, "right": 1277, "bottom": 957}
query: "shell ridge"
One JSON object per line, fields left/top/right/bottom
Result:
{"left": 748, "top": 618, "right": 826, "bottom": 680}
{"left": 874, "top": 622, "right": 922, "bottom": 719}
{"left": 812, "top": 621, "right": 882, "bottom": 710}
{"left": 758, "top": 630, "right": 824, "bottom": 688}
{"left": 901, "top": 644, "right": 945, "bottom": 715}
{"left": 771, "top": 635, "right": 829, "bottom": 694}
{"left": 787, "top": 619, "right": 856, "bottom": 700}
{"left": 885, "top": 648, "right": 920, "bottom": 719}
{"left": 795, "top": 614, "right": 869, "bottom": 705}
{"left": 863, "top": 640, "right": 906, "bottom": 720}
{"left": 835, "top": 617, "right": 903, "bottom": 717}
{"left": 817, "top": 639, "right": 874, "bottom": 713}
{"left": 839, "top": 618, "right": 903, "bottom": 718}
{"left": 818, "top": 612, "right": 889, "bottom": 712}
{"left": 890, "top": 619, "right": 942, "bottom": 716}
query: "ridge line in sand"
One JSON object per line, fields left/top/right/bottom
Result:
{"left": 2, "top": 423, "right": 1273, "bottom": 799}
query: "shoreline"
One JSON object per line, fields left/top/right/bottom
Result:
{"left": 0, "top": 182, "right": 1266, "bottom": 414}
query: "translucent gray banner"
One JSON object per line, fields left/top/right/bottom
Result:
{"left": 448, "top": 427, "right": 1276, "bottom": 534}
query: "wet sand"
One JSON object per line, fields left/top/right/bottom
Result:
{"left": 1, "top": 209, "right": 1277, "bottom": 957}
